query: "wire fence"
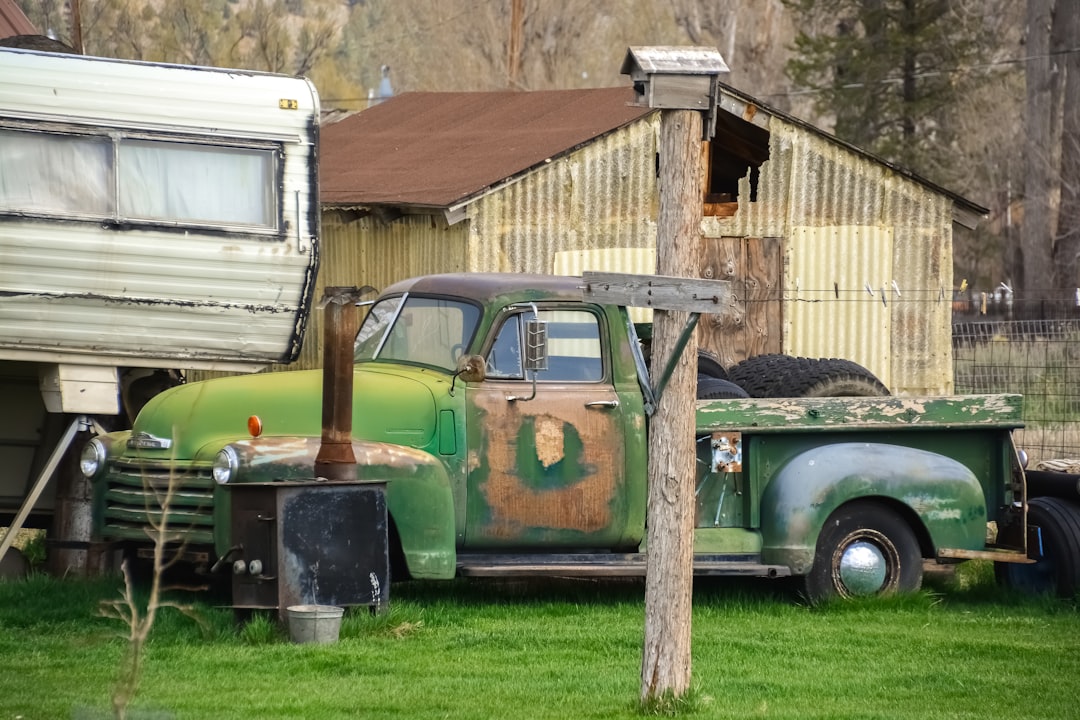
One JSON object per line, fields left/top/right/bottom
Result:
{"left": 953, "top": 318, "right": 1080, "bottom": 465}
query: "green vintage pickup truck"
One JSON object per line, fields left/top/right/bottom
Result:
{"left": 80, "top": 273, "right": 1079, "bottom": 602}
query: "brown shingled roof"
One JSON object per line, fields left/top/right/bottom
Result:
{"left": 0, "top": 0, "right": 36, "bottom": 38}
{"left": 319, "top": 86, "right": 652, "bottom": 209}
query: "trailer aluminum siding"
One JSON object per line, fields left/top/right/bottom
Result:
{"left": 0, "top": 48, "right": 320, "bottom": 371}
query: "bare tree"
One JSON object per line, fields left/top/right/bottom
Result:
{"left": 1052, "top": 0, "right": 1080, "bottom": 288}
{"left": 1023, "top": 0, "right": 1057, "bottom": 295}
{"left": 154, "top": 0, "right": 228, "bottom": 66}
{"left": 669, "top": 0, "right": 796, "bottom": 112}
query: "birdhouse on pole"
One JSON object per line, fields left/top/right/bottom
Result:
{"left": 620, "top": 46, "right": 728, "bottom": 139}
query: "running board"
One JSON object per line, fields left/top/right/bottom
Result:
{"left": 456, "top": 553, "right": 792, "bottom": 578}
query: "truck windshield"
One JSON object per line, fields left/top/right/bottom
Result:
{"left": 354, "top": 295, "right": 481, "bottom": 372}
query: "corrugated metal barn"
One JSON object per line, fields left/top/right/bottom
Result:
{"left": 311, "top": 83, "right": 986, "bottom": 396}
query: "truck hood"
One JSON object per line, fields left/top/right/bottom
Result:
{"left": 128, "top": 366, "right": 441, "bottom": 460}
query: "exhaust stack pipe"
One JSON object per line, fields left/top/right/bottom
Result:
{"left": 314, "top": 286, "right": 364, "bottom": 482}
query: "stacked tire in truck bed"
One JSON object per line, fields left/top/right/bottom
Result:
{"left": 696, "top": 353, "right": 890, "bottom": 400}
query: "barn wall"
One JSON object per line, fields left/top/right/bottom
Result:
{"left": 467, "top": 118, "right": 660, "bottom": 274}
{"left": 704, "top": 117, "right": 955, "bottom": 395}
{"left": 292, "top": 212, "right": 471, "bottom": 371}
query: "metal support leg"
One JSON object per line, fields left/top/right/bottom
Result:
{"left": 0, "top": 415, "right": 92, "bottom": 567}
{"left": 652, "top": 312, "right": 701, "bottom": 404}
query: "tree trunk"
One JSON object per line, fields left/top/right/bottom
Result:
{"left": 641, "top": 108, "right": 702, "bottom": 705}
{"left": 1023, "top": 0, "right": 1056, "bottom": 295}
{"left": 1053, "top": 0, "right": 1080, "bottom": 288}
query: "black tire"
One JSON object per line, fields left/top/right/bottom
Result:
{"left": 696, "top": 351, "right": 729, "bottom": 381}
{"left": 696, "top": 376, "right": 750, "bottom": 400}
{"left": 995, "top": 496, "right": 1080, "bottom": 598}
{"left": 772, "top": 358, "right": 890, "bottom": 398}
{"left": 640, "top": 344, "right": 730, "bottom": 381}
{"left": 727, "top": 354, "right": 802, "bottom": 397}
{"left": 802, "top": 501, "right": 923, "bottom": 604}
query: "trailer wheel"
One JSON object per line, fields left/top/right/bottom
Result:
{"left": 802, "top": 501, "right": 923, "bottom": 604}
{"left": 995, "top": 496, "right": 1080, "bottom": 598}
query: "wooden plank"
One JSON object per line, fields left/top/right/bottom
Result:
{"left": 702, "top": 202, "right": 738, "bottom": 217}
{"left": 696, "top": 237, "right": 781, "bottom": 369}
{"left": 582, "top": 271, "right": 734, "bottom": 315}
{"left": 696, "top": 393, "right": 1025, "bottom": 433}
{"left": 937, "top": 548, "right": 1033, "bottom": 563}
{"left": 698, "top": 237, "right": 742, "bottom": 369}
{"left": 746, "top": 236, "right": 782, "bottom": 358}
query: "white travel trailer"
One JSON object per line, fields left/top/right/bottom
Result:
{"left": 0, "top": 47, "right": 321, "bottom": 570}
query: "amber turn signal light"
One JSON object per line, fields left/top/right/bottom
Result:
{"left": 247, "top": 415, "right": 263, "bottom": 437}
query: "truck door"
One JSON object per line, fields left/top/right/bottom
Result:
{"left": 464, "top": 306, "right": 632, "bottom": 549}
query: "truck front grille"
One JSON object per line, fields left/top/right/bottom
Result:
{"left": 100, "top": 459, "right": 216, "bottom": 546}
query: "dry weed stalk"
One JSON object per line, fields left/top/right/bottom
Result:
{"left": 98, "top": 455, "right": 206, "bottom": 720}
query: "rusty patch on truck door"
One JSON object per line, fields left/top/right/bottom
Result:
{"left": 465, "top": 385, "right": 626, "bottom": 546}
{"left": 534, "top": 415, "right": 565, "bottom": 468}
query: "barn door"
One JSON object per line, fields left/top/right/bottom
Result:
{"left": 698, "top": 236, "right": 782, "bottom": 368}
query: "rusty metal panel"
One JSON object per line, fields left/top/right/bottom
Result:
{"left": 702, "top": 117, "right": 955, "bottom": 394}
{"left": 464, "top": 382, "right": 628, "bottom": 547}
{"left": 228, "top": 482, "right": 389, "bottom": 613}
{"left": 289, "top": 213, "right": 470, "bottom": 372}
{"left": 785, "top": 225, "right": 894, "bottom": 389}
{"left": 469, "top": 117, "right": 660, "bottom": 274}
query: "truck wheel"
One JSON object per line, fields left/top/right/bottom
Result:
{"left": 773, "top": 358, "right": 889, "bottom": 398}
{"left": 995, "top": 496, "right": 1080, "bottom": 598}
{"left": 696, "top": 377, "right": 750, "bottom": 400}
{"left": 802, "top": 501, "right": 923, "bottom": 603}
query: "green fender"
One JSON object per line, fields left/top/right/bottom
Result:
{"left": 760, "top": 442, "right": 987, "bottom": 574}
{"left": 216, "top": 437, "right": 458, "bottom": 580}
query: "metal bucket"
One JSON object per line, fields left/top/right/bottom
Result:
{"left": 286, "top": 604, "right": 344, "bottom": 644}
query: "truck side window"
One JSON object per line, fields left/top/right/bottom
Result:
{"left": 487, "top": 315, "right": 524, "bottom": 379}
{"left": 487, "top": 310, "right": 603, "bottom": 382}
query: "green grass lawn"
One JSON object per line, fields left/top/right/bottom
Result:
{"left": 1, "top": 565, "right": 1077, "bottom": 719}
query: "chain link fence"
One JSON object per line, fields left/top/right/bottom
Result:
{"left": 953, "top": 318, "right": 1080, "bottom": 465}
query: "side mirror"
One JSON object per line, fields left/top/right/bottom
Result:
{"left": 524, "top": 319, "right": 548, "bottom": 373}
{"left": 455, "top": 354, "right": 487, "bottom": 383}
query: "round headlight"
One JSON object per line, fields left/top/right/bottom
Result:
{"left": 80, "top": 438, "right": 106, "bottom": 479}
{"left": 212, "top": 446, "right": 239, "bottom": 485}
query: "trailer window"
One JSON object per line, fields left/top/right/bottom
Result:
{"left": 0, "top": 127, "right": 278, "bottom": 231}
{"left": 119, "top": 140, "right": 274, "bottom": 227}
{"left": 0, "top": 130, "right": 112, "bottom": 216}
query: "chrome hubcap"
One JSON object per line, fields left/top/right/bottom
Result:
{"left": 838, "top": 541, "right": 888, "bottom": 596}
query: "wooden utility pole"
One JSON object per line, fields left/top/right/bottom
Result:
{"left": 619, "top": 46, "right": 728, "bottom": 707}
{"left": 641, "top": 107, "right": 703, "bottom": 701}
